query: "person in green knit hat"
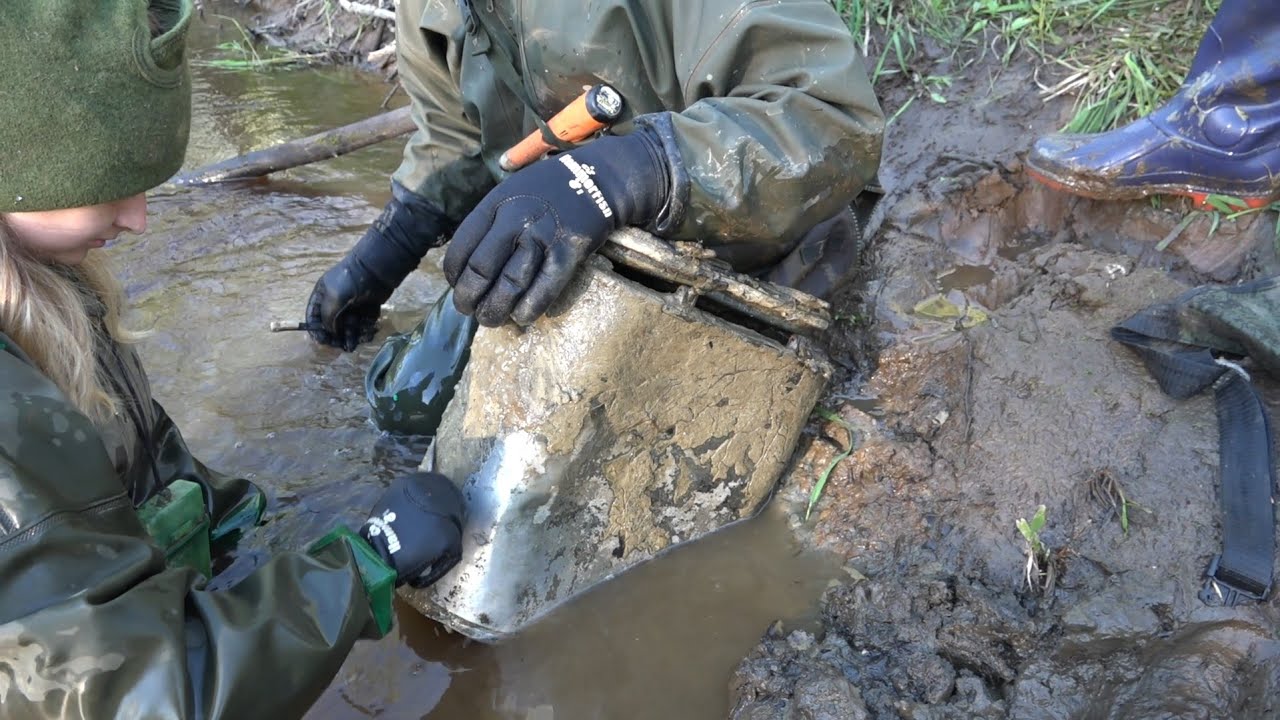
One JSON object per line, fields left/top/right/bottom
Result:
{"left": 0, "top": 2, "right": 464, "bottom": 717}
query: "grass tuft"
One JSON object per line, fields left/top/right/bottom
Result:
{"left": 835, "top": 0, "right": 1220, "bottom": 133}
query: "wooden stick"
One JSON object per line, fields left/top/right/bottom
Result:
{"left": 368, "top": 41, "right": 397, "bottom": 65}
{"left": 338, "top": 0, "right": 395, "bottom": 20}
{"left": 270, "top": 321, "right": 322, "bottom": 332}
{"left": 171, "top": 107, "right": 415, "bottom": 186}
{"left": 600, "top": 228, "right": 831, "bottom": 335}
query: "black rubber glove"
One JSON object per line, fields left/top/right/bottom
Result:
{"left": 307, "top": 184, "right": 453, "bottom": 351}
{"left": 443, "top": 130, "right": 669, "bottom": 327}
{"left": 359, "top": 472, "right": 465, "bottom": 588}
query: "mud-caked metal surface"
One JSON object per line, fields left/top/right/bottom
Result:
{"left": 398, "top": 257, "right": 833, "bottom": 640}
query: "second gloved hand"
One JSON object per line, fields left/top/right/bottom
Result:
{"left": 444, "top": 129, "right": 669, "bottom": 327}
{"left": 360, "top": 472, "right": 464, "bottom": 588}
{"left": 306, "top": 185, "right": 453, "bottom": 352}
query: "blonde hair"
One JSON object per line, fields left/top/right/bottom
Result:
{"left": 0, "top": 221, "right": 139, "bottom": 424}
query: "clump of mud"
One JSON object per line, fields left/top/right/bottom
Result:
{"left": 737, "top": 59, "right": 1280, "bottom": 719}
{"left": 734, "top": 575, "right": 1280, "bottom": 719}
{"left": 733, "top": 576, "right": 1039, "bottom": 720}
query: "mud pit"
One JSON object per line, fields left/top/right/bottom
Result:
{"left": 735, "top": 61, "right": 1280, "bottom": 718}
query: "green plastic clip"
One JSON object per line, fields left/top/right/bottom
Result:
{"left": 308, "top": 526, "right": 397, "bottom": 636}
{"left": 137, "top": 479, "right": 212, "bottom": 579}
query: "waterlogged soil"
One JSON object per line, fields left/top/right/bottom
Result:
{"left": 732, "top": 60, "right": 1280, "bottom": 718}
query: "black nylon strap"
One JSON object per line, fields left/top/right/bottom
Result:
{"left": 458, "top": 0, "right": 575, "bottom": 155}
{"left": 1112, "top": 314, "right": 1275, "bottom": 605}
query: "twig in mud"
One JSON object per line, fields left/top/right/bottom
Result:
{"left": 379, "top": 82, "right": 403, "bottom": 109}
{"left": 1155, "top": 213, "right": 1201, "bottom": 252}
{"left": 959, "top": 336, "right": 978, "bottom": 448}
{"left": 1087, "top": 469, "right": 1150, "bottom": 535}
{"left": 172, "top": 107, "right": 415, "bottom": 185}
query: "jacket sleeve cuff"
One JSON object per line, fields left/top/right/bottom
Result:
{"left": 632, "top": 112, "right": 690, "bottom": 238}
{"left": 308, "top": 526, "right": 398, "bottom": 638}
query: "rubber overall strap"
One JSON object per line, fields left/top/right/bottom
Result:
{"left": 1111, "top": 316, "right": 1275, "bottom": 605}
{"left": 457, "top": 0, "right": 576, "bottom": 155}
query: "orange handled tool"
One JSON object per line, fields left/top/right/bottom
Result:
{"left": 498, "top": 84, "right": 624, "bottom": 173}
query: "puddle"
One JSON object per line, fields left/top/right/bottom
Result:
{"left": 843, "top": 395, "right": 885, "bottom": 418}
{"left": 937, "top": 264, "right": 995, "bottom": 291}
{"left": 307, "top": 501, "right": 840, "bottom": 719}
{"left": 997, "top": 232, "right": 1052, "bottom": 260}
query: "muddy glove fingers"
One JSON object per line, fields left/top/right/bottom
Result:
{"left": 443, "top": 130, "right": 670, "bottom": 327}
{"left": 306, "top": 263, "right": 383, "bottom": 351}
{"left": 510, "top": 233, "right": 598, "bottom": 326}
{"left": 449, "top": 199, "right": 560, "bottom": 325}
{"left": 360, "top": 472, "right": 465, "bottom": 588}
{"left": 306, "top": 186, "right": 453, "bottom": 351}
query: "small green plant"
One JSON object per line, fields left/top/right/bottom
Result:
{"left": 834, "top": 311, "right": 867, "bottom": 327}
{"left": 1016, "top": 504, "right": 1047, "bottom": 558}
{"left": 1088, "top": 469, "right": 1150, "bottom": 535}
{"left": 805, "top": 407, "right": 858, "bottom": 521}
{"left": 1016, "top": 504, "right": 1053, "bottom": 593}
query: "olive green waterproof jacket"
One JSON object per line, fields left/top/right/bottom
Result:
{"left": 394, "top": 0, "right": 885, "bottom": 270}
{"left": 0, "top": 331, "right": 380, "bottom": 719}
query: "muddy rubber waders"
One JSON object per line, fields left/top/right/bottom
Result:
{"left": 1027, "top": 0, "right": 1280, "bottom": 207}
{"left": 1113, "top": 277, "right": 1280, "bottom": 605}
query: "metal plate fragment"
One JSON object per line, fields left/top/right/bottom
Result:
{"left": 398, "top": 245, "right": 833, "bottom": 641}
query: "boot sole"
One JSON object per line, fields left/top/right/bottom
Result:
{"left": 1025, "top": 165, "right": 1278, "bottom": 211}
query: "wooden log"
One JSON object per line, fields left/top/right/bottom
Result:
{"left": 338, "top": 0, "right": 396, "bottom": 20}
{"left": 367, "top": 41, "right": 397, "bottom": 64}
{"left": 171, "top": 106, "right": 415, "bottom": 186}
{"left": 600, "top": 228, "right": 831, "bottom": 335}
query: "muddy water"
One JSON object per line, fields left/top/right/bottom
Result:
{"left": 118, "top": 14, "right": 838, "bottom": 718}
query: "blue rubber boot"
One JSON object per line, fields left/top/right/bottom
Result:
{"left": 1027, "top": 0, "right": 1280, "bottom": 208}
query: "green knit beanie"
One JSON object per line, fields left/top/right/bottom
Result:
{"left": 0, "top": 0, "right": 193, "bottom": 213}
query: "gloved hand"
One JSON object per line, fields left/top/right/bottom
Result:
{"left": 444, "top": 129, "right": 670, "bottom": 327}
{"left": 359, "top": 472, "right": 464, "bottom": 588}
{"left": 307, "top": 185, "right": 453, "bottom": 351}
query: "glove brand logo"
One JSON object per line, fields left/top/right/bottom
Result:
{"left": 559, "top": 155, "right": 614, "bottom": 219}
{"left": 364, "top": 510, "right": 402, "bottom": 554}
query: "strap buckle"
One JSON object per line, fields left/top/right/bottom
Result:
{"left": 1198, "top": 554, "right": 1271, "bottom": 606}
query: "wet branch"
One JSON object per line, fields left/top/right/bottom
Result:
{"left": 601, "top": 228, "right": 832, "bottom": 335}
{"left": 338, "top": 0, "right": 396, "bottom": 20}
{"left": 171, "top": 107, "right": 415, "bottom": 186}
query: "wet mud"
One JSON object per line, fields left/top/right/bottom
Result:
{"left": 736, "top": 60, "right": 1280, "bottom": 718}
